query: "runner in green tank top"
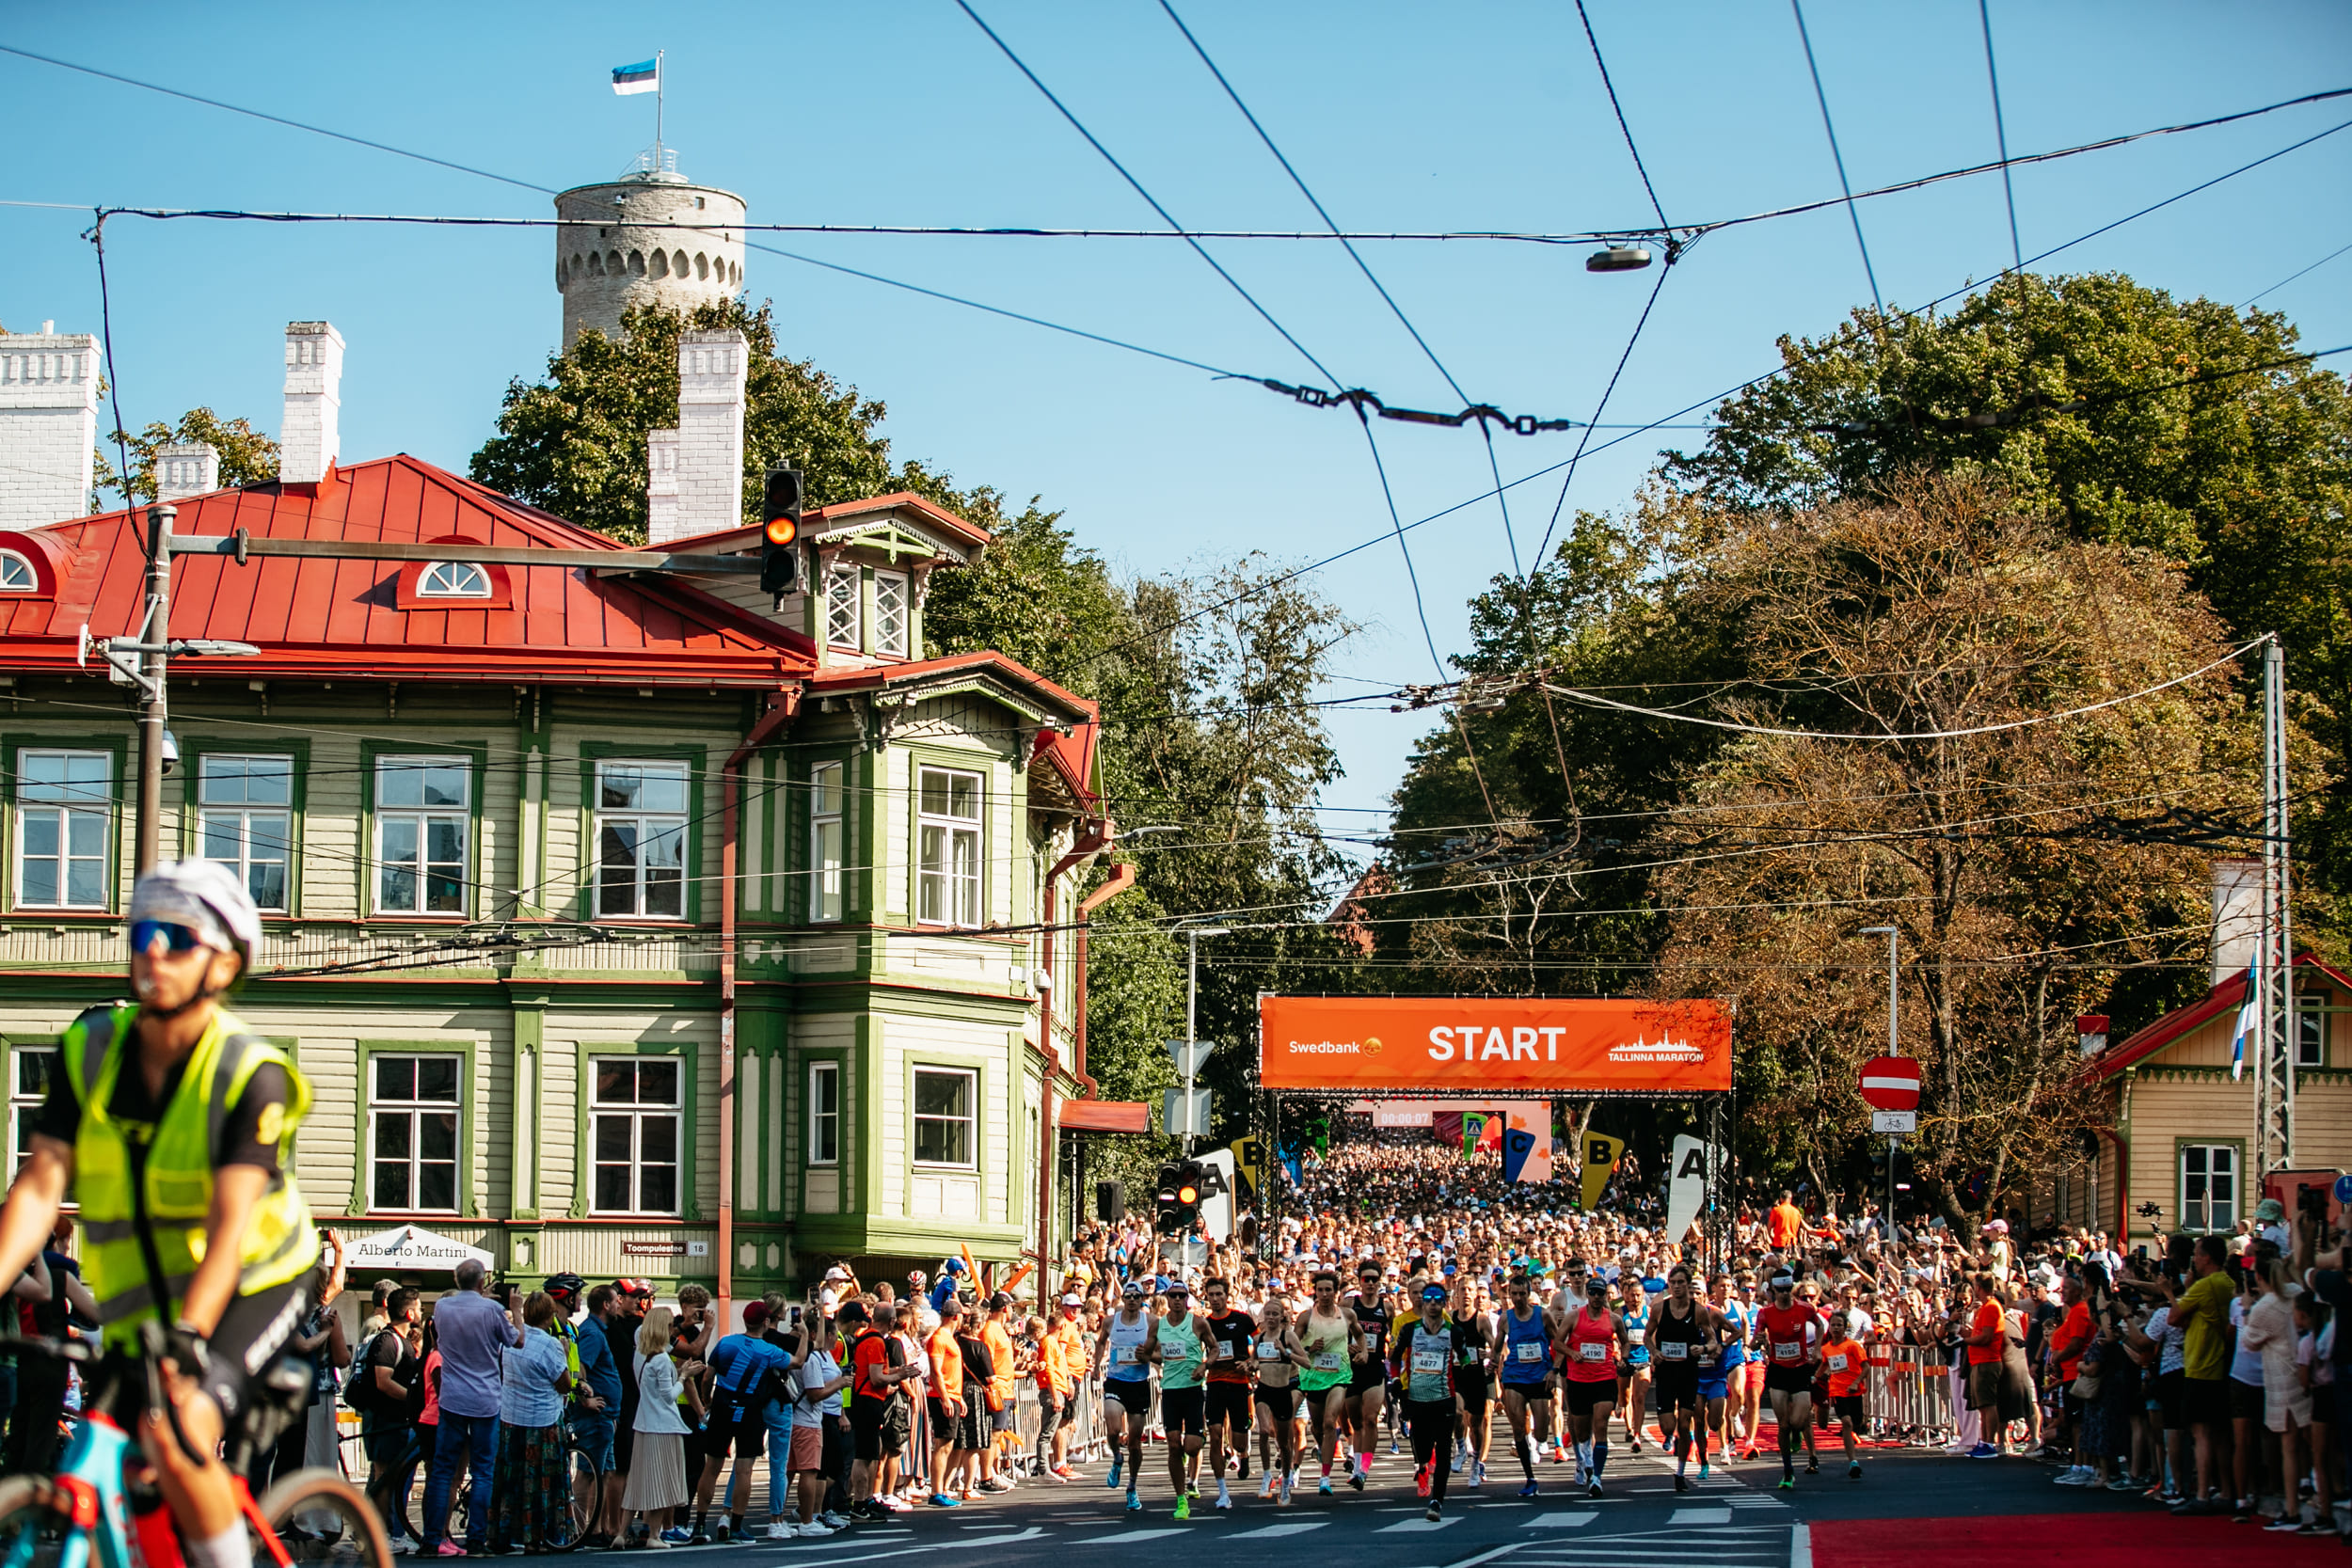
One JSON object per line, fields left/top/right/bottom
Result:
{"left": 1147, "top": 1281, "right": 1209, "bottom": 1519}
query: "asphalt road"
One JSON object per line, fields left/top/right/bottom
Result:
{"left": 629, "top": 1439, "right": 2156, "bottom": 1568}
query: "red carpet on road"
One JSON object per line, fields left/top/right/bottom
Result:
{"left": 1810, "top": 1512, "right": 2343, "bottom": 1566}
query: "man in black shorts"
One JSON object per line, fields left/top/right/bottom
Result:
{"left": 1344, "top": 1263, "right": 1391, "bottom": 1488}
{"left": 1200, "top": 1277, "right": 1257, "bottom": 1510}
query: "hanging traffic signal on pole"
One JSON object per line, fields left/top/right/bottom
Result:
{"left": 1153, "top": 1159, "right": 1207, "bottom": 1236}
{"left": 759, "top": 466, "right": 803, "bottom": 598}
{"left": 1153, "top": 1160, "right": 1185, "bottom": 1236}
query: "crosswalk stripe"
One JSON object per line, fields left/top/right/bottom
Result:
{"left": 1227, "top": 1522, "right": 1329, "bottom": 1538}
{"left": 1519, "top": 1511, "right": 1598, "bottom": 1528}
{"left": 1375, "top": 1514, "right": 1459, "bottom": 1532}
{"left": 1669, "top": 1507, "right": 1735, "bottom": 1525}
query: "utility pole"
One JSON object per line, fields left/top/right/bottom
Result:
{"left": 135, "top": 504, "right": 172, "bottom": 874}
{"left": 1861, "top": 925, "right": 1899, "bottom": 1238}
{"left": 2256, "top": 636, "right": 2295, "bottom": 1176}
{"left": 1179, "top": 926, "right": 1231, "bottom": 1156}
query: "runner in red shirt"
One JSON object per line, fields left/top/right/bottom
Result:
{"left": 1554, "top": 1275, "right": 1625, "bottom": 1498}
{"left": 1752, "top": 1272, "right": 1826, "bottom": 1491}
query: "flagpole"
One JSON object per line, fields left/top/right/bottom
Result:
{"left": 656, "top": 49, "right": 665, "bottom": 166}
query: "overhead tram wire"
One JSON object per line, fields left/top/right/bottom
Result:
{"left": 1574, "top": 0, "right": 1671, "bottom": 236}
{"left": 1789, "top": 0, "right": 1882, "bottom": 313}
{"left": 1151, "top": 0, "right": 1522, "bottom": 828}
{"left": 2242, "top": 235, "right": 2352, "bottom": 308}
{"left": 1978, "top": 0, "right": 2025, "bottom": 274}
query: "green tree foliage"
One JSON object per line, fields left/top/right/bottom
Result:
{"left": 1663, "top": 272, "right": 2352, "bottom": 940}
{"left": 92, "top": 408, "right": 279, "bottom": 507}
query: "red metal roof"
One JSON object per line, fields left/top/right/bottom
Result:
{"left": 0, "top": 456, "right": 815, "bottom": 687}
{"left": 809, "top": 650, "right": 1095, "bottom": 723}
{"left": 2084, "top": 951, "right": 2352, "bottom": 1081}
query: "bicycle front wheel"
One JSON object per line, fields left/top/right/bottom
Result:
{"left": 0, "top": 1476, "right": 63, "bottom": 1568}
{"left": 255, "top": 1470, "right": 391, "bottom": 1568}
{"left": 543, "top": 1444, "right": 604, "bottom": 1553}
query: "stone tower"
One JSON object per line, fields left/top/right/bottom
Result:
{"left": 554, "top": 153, "right": 747, "bottom": 348}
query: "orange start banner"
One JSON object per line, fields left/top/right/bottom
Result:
{"left": 1257, "top": 995, "right": 1732, "bottom": 1094}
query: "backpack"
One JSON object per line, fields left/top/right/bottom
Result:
{"left": 342, "top": 1328, "right": 403, "bottom": 1416}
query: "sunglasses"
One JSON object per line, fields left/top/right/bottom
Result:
{"left": 130, "top": 920, "right": 209, "bottom": 954}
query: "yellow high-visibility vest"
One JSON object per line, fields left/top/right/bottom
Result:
{"left": 68, "top": 1003, "right": 316, "bottom": 1349}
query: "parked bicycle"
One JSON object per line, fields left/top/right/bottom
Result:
{"left": 0, "top": 1323, "right": 390, "bottom": 1568}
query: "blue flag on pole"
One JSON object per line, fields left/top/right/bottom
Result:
{"left": 2230, "top": 957, "right": 2258, "bottom": 1081}
{"left": 612, "top": 58, "right": 660, "bottom": 95}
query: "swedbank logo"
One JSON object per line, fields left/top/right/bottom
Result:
{"left": 1284, "top": 1037, "right": 1368, "bottom": 1054}
{"left": 1361, "top": 1035, "right": 1383, "bottom": 1057}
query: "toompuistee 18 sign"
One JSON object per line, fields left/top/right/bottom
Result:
{"left": 1257, "top": 996, "right": 1732, "bottom": 1094}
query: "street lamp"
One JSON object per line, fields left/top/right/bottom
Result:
{"left": 1177, "top": 924, "right": 1232, "bottom": 1155}
{"left": 1859, "top": 925, "right": 1900, "bottom": 1238}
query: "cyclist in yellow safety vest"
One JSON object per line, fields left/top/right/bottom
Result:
{"left": 0, "top": 862, "right": 315, "bottom": 1568}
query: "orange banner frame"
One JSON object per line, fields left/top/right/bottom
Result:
{"left": 1258, "top": 995, "right": 1732, "bottom": 1094}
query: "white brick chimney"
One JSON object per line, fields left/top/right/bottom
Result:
{"left": 280, "top": 321, "right": 343, "bottom": 486}
{"left": 656, "top": 328, "right": 746, "bottom": 544}
{"left": 154, "top": 442, "right": 219, "bottom": 501}
{"left": 2212, "top": 856, "right": 2261, "bottom": 986}
{"left": 0, "top": 326, "right": 100, "bottom": 529}
{"left": 645, "top": 427, "right": 680, "bottom": 543}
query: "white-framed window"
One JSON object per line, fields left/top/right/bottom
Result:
{"left": 592, "top": 1056, "right": 681, "bottom": 1214}
{"left": 17, "top": 750, "right": 110, "bottom": 909}
{"left": 808, "top": 1061, "right": 839, "bottom": 1165}
{"left": 417, "top": 562, "right": 491, "bottom": 598}
{"left": 913, "top": 1066, "right": 976, "bottom": 1167}
{"left": 374, "top": 756, "right": 469, "bottom": 915}
{"left": 809, "top": 761, "right": 844, "bottom": 923}
{"left": 874, "top": 570, "right": 909, "bottom": 657}
{"left": 370, "top": 1053, "right": 461, "bottom": 1212}
{"left": 595, "top": 760, "right": 688, "bottom": 919}
{"left": 199, "top": 754, "right": 293, "bottom": 911}
{"left": 0, "top": 552, "right": 35, "bottom": 592}
{"left": 2297, "top": 992, "right": 2328, "bottom": 1070}
{"left": 2180, "top": 1143, "right": 2238, "bottom": 1232}
{"left": 825, "top": 561, "right": 860, "bottom": 648}
{"left": 916, "top": 767, "right": 981, "bottom": 927}
{"left": 9, "top": 1047, "right": 56, "bottom": 1168}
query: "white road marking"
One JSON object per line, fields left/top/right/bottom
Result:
{"left": 1669, "top": 1507, "right": 1735, "bottom": 1525}
{"left": 1227, "top": 1521, "right": 1329, "bottom": 1538}
{"left": 1082, "top": 1528, "right": 1192, "bottom": 1544}
{"left": 1519, "top": 1511, "right": 1598, "bottom": 1528}
{"left": 1376, "top": 1514, "right": 1459, "bottom": 1532}
{"left": 1791, "top": 1523, "right": 1813, "bottom": 1568}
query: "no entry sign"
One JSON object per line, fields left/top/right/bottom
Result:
{"left": 1859, "top": 1055, "right": 1921, "bottom": 1112}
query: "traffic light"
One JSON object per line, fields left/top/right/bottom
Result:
{"left": 759, "top": 466, "right": 803, "bottom": 598}
{"left": 1154, "top": 1158, "right": 1205, "bottom": 1236}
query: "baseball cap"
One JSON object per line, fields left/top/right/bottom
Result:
{"left": 824, "top": 1265, "right": 852, "bottom": 1282}
{"left": 1061, "top": 1292, "right": 1084, "bottom": 1307}
{"left": 742, "top": 1302, "right": 770, "bottom": 1328}
{"left": 990, "top": 1291, "right": 1013, "bottom": 1309}
{"left": 614, "top": 1277, "right": 655, "bottom": 1298}
{"left": 1120, "top": 1280, "right": 1145, "bottom": 1297}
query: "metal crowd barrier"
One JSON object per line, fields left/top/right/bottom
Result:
{"left": 1863, "top": 1344, "right": 1957, "bottom": 1445}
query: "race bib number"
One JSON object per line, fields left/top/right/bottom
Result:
{"left": 1828, "top": 1353, "right": 1849, "bottom": 1372}
{"left": 1578, "top": 1341, "right": 1608, "bottom": 1362}
{"left": 1110, "top": 1346, "right": 1136, "bottom": 1366}
{"left": 1513, "top": 1342, "right": 1544, "bottom": 1364}
{"left": 1257, "top": 1341, "right": 1284, "bottom": 1362}
{"left": 1772, "top": 1339, "right": 1801, "bottom": 1364}
{"left": 1217, "top": 1340, "right": 1238, "bottom": 1362}
{"left": 1659, "top": 1341, "right": 1689, "bottom": 1361}
{"left": 1312, "top": 1351, "right": 1344, "bottom": 1371}
{"left": 1411, "top": 1349, "right": 1447, "bottom": 1373}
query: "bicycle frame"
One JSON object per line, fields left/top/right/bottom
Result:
{"left": 0, "top": 1411, "right": 294, "bottom": 1568}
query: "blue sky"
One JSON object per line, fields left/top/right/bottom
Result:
{"left": 4, "top": 1, "right": 2347, "bottom": 847}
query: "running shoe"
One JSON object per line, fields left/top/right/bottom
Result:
{"left": 1776, "top": 1474, "right": 1794, "bottom": 1491}
{"left": 1424, "top": 1503, "right": 1441, "bottom": 1523}
{"left": 928, "top": 1494, "right": 960, "bottom": 1509}
{"left": 2265, "top": 1514, "right": 2304, "bottom": 1531}
{"left": 1280, "top": 1476, "right": 1294, "bottom": 1505}
{"left": 2106, "top": 1478, "right": 2140, "bottom": 1493}
{"left": 1518, "top": 1480, "right": 1538, "bottom": 1498}
{"left": 660, "top": 1528, "right": 694, "bottom": 1544}
{"left": 1966, "top": 1443, "right": 1999, "bottom": 1460}
{"left": 1106, "top": 1459, "right": 1122, "bottom": 1489}
{"left": 1214, "top": 1491, "right": 1232, "bottom": 1512}
{"left": 1849, "top": 1463, "right": 1863, "bottom": 1481}
{"left": 1126, "top": 1490, "right": 1142, "bottom": 1513}
{"left": 1674, "top": 1475, "right": 1689, "bottom": 1494}
{"left": 1416, "top": 1466, "right": 1430, "bottom": 1499}
{"left": 1471, "top": 1460, "right": 1486, "bottom": 1487}
{"left": 764, "top": 1524, "right": 794, "bottom": 1540}
{"left": 1259, "top": 1473, "right": 1277, "bottom": 1499}
{"left": 1348, "top": 1469, "right": 1365, "bottom": 1492}
{"left": 1586, "top": 1480, "right": 1602, "bottom": 1499}
{"left": 1173, "top": 1496, "right": 1192, "bottom": 1523}
{"left": 1186, "top": 1481, "right": 1200, "bottom": 1499}
{"left": 1697, "top": 1460, "right": 1710, "bottom": 1481}
{"left": 1804, "top": 1459, "right": 1819, "bottom": 1476}
{"left": 1318, "top": 1477, "right": 1334, "bottom": 1497}
{"left": 797, "top": 1523, "right": 837, "bottom": 1540}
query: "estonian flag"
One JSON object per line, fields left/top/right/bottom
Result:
{"left": 2230, "top": 957, "right": 2258, "bottom": 1081}
{"left": 612, "top": 58, "right": 660, "bottom": 96}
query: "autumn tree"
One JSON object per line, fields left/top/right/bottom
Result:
{"left": 1645, "top": 473, "right": 2249, "bottom": 1216}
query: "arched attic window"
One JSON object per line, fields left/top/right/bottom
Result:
{"left": 395, "top": 540, "right": 513, "bottom": 610}
{"left": 0, "top": 551, "right": 37, "bottom": 591}
{"left": 418, "top": 561, "right": 491, "bottom": 598}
